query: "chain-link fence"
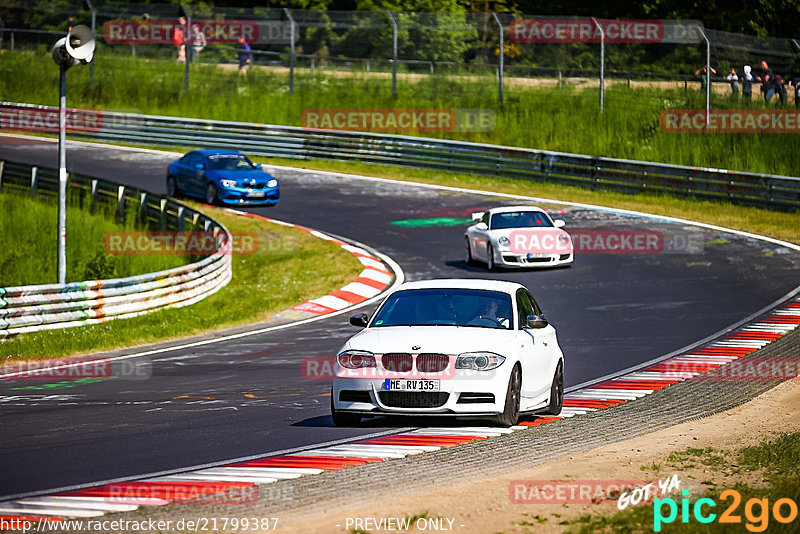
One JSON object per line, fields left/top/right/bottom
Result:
{"left": 1, "top": 1, "right": 799, "bottom": 115}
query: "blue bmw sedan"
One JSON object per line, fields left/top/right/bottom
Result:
{"left": 166, "top": 149, "right": 279, "bottom": 206}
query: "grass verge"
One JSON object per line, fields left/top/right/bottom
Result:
{"left": 2, "top": 50, "right": 799, "bottom": 177}
{"left": 1, "top": 200, "right": 364, "bottom": 361}
{"left": 564, "top": 431, "right": 800, "bottom": 533}
{"left": 263, "top": 157, "right": 800, "bottom": 245}
{"left": 0, "top": 192, "right": 187, "bottom": 286}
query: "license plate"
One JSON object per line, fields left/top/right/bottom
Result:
{"left": 527, "top": 253, "right": 549, "bottom": 259}
{"left": 247, "top": 191, "right": 266, "bottom": 198}
{"left": 385, "top": 379, "right": 440, "bottom": 391}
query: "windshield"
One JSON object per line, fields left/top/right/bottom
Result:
{"left": 491, "top": 211, "right": 552, "bottom": 230}
{"left": 371, "top": 288, "right": 513, "bottom": 329}
{"left": 207, "top": 154, "right": 256, "bottom": 171}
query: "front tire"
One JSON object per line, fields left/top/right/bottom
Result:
{"left": 330, "top": 390, "right": 362, "bottom": 427}
{"left": 487, "top": 244, "right": 497, "bottom": 271}
{"left": 166, "top": 175, "right": 178, "bottom": 197}
{"left": 493, "top": 365, "right": 521, "bottom": 426}
{"left": 205, "top": 182, "right": 218, "bottom": 206}
{"left": 465, "top": 237, "right": 475, "bottom": 266}
{"left": 543, "top": 362, "right": 564, "bottom": 415}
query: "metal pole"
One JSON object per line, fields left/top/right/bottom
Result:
{"left": 86, "top": 0, "right": 96, "bottom": 88}
{"left": 387, "top": 10, "right": 397, "bottom": 96}
{"left": 181, "top": 4, "right": 190, "bottom": 93}
{"left": 698, "top": 27, "right": 711, "bottom": 127}
{"left": 792, "top": 39, "right": 800, "bottom": 52}
{"left": 592, "top": 18, "right": 604, "bottom": 114}
{"left": 57, "top": 63, "right": 68, "bottom": 284}
{"left": 492, "top": 13, "right": 504, "bottom": 105}
{"left": 284, "top": 8, "right": 295, "bottom": 95}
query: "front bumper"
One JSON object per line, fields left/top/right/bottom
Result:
{"left": 217, "top": 185, "right": 280, "bottom": 206}
{"left": 497, "top": 251, "right": 573, "bottom": 268}
{"left": 332, "top": 370, "right": 510, "bottom": 417}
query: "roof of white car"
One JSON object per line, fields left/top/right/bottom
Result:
{"left": 486, "top": 205, "right": 547, "bottom": 215}
{"left": 393, "top": 278, "right": 524, "bottom": 294}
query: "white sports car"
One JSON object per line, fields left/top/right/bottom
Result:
{"left": 330, "top": 279, "right": 564, "bottom": 426}
{"left": 465, "top": 206, "right": 574, "bottom": 270}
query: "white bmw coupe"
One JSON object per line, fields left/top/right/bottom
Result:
{"left": 465, "top": 206, "right": 574, "bottom": 270}
{"left": 330, "top": 279, "right": 564, "bottom": 426}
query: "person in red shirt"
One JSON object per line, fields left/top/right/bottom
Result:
{"left": 173, "top": 16, "right": 186, "bottom": 62}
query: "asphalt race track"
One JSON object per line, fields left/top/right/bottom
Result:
{"left": 1, "top": 136, "right": 799, "bottom": 498}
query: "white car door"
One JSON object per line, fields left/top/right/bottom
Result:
{"left": 471, "top": 212, "right": 492, "bottom": 260}
{"left": 516, "top": 289, "right": 552, "bottom": 405}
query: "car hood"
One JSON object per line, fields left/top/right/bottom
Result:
{"left": 342, "top": 325, "right": 518, "bottom": 355}
{"left": 209, "top": 169, "right": 273, "bottom": 183}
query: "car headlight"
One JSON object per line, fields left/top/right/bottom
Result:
{"left": 456, "top": 351, "right": 506, "bottom": 371}
{"left": 337, "top": 350, "right": 377, "bottom": 369}
{"left": 558, "top": 234, "right": 571, "bottom": 245}
{"left": 267, "top": 179, "right": 278, "bottom": 188}
{"left": 498, "top": 236, "right": 510, "bottom": 247}
{"left": 220, "top": 179, "right": 237, "bottom": 188}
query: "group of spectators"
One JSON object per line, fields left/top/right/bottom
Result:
{"left": 699, "top": 60, "right": 800, "bottom": 106}
{"left": 172, "top": 16, "right": 251, "bottom": 74}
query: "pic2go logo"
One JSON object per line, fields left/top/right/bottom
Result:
{"left": 654, "top": 489, "right": 799, "bottom": 532}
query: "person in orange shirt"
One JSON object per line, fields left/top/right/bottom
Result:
{"left": 173, "top": 16, "right": 186, "bottom": 62}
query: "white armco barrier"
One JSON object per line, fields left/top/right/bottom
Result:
{"left": 0, "top": 159, "right": 233, "bottom": 337}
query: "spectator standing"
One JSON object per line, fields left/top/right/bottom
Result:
{"left": 191, "top": 24, "right": 207, "bottom": 60}
{"left": 694, "top": 65, "right": 717, "bottom": 91}
{"left": 67, "top": 16, "right": 75, "bottom": 32}
{"left": 756, "top": 60, "right": 775, "bottom": 104}
{"left": 792, "top": 78, "right": 800, "bottom": 108}
{"left": 742, "top": 65, "right": 753, "bottom": 101}
{"left": 726, "top": 68, "right": 739, "bottom": 96}
{"left": 775, "top": 75, "right": 788, "bottom": 105}
{"left": 237, "top": 38, "right": 252, "bottom": 75}
{"left": 173, "top": 16, "right": 186, "bottom": 62}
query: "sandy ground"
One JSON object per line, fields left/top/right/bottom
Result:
{"left": 282, "top": 377, "right": 800, "bottom": 533}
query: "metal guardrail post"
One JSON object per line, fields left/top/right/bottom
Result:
{"left": 592, "top": 18, "right": 605, "bottom": 114}
{"left": 91, "top": 179, "right": 98, "bottom": 206}
{"left": 85, "top": 0, "right": 96, "bottom": 88}
{"left": 792, "top": 39, "right": 800, "bottom": 52}
{"left": 0, "top": 161, "right": 4, "bottom": 190}
{"left": 697, "top": 27, "right": 711, "bottom": 128}
{"left": 284, "top": 8, "right": 295, "bottom": 95}
{"left": 181, "top": 4, "right": 191, "bottom": 93}
{"left": 140, "top": 192, "right": 147, "bottom": 221}
{"left": 30, "top": 166, "right": 38, "bottom": 198}
{"left": 387, "top": 11, "right": 398, "bottom": 96}
{"left": 117, "top": 185, "right": 125, "bottom": 221}
{"left": 160, "top": 198, "right": 167, "bottom": 230}
{"left": 177, "top": 206, "right": 185, "bottom": 232}
{"left": 492, "top": 13, "right": 504, "bottom": 105}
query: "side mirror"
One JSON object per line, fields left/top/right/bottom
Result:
{"left": 349, "top": 313, "right": 369, "bottom": 328}
{"left": 554, "top": 219, "right": 566, "bottom": 228}
{"left": 471, "top": 211, "right": 485, "bottom": 221}
{"left": 526, "top": 315, "right": 549, "bottom": 329}
{"left": 195, "top": 163, "right": 205, "bottom": 171}
{"left": 256, "top": 163, "right": 262, "bottom": 170}
{"left": 475, "top": 222, "right": 488, "bottom": 231}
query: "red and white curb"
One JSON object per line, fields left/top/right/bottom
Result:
{"left": 3, "top": 298, "right": 797, "bottom": 524}
{"left": 224, "top": 210, "right": 395, "bottom": 317}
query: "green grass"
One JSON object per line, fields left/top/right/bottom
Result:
{"left": 565, "top": 432, "right": 800, "bottom": 533}
{"left": 1, "top": 201, "right": 364, "bottom": 361}
{"left": 0, "top": 192, "right": 187, "bottom": 286}
{"left": 2, "top": 50, "right": 799, "bottom": 178}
